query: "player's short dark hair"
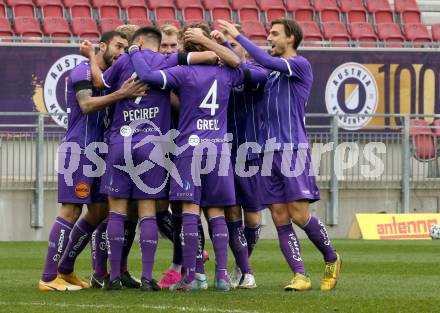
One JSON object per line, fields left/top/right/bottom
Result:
{"left": 132, "top": 26, "right": 162, "bottom": 46}
{"left": 271, "top": 18, "right": 303, "bottom": 50}
{"left": 181, "top": 23, "right": 211, "bottom": 52}
{"left": 100, "top": 31, "right": 127, "bottom": 45}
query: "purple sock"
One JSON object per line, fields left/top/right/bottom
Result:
{"left": 157, "top": 210, "right": 174, "bottom": 241}
{"left": 227, "top": 220, "right": 252, "bottom": 274}
{"left": 139, "top": 216, "right": 158, "bottom": 281}
{"left": 41, "top": 217, "right": 73, "bottom": 282}
{"left": 302, "top": 216, "right": 337, "bottom": 263}
{"left": 107, "top": 212, "right": 127, "bottom": 281}
{"left": 91, "top": 221, "right": 108, "bottom": 277}
{"left": 210, "top": 216, "right": 229, "bottom": 281}
{"left": 195, "top": 218, "right": 205, "bottom": 274}
{"left": 276, "top": 224, "right": 305, "bottom": 275}
{"left": 172, "top": 213, "right": 182, "bottom": 266}
{"left": 181, "top": 213, "right": 198, "bottom": 283}
{"left": 58, "top": 218, "right": 95, "bottom": 274}
{"left": 244, "top": 224, "right": 261, "bottom": 257}
{"left": 121, "top": 219, "right": 137, "bottom": 274}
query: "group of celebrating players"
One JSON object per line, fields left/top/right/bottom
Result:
{"left": 38, "top": 18, "right": 341, "bottom": 293}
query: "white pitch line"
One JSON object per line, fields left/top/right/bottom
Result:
{"left": 0, "top": 301, "right": 260, "bottom": 313}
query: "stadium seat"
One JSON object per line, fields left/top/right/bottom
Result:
{"left": 240, "top": 20, "right": 266, "bottom": 41}
{"left": 376, "top": 23, "right": 405, "bottom": 47}
{"left": 394, "top": 0, "right": 421, "bottom": 24}
{"left": 36, "top": 0, "right": 64, "bottom": 18}
{"left": 148, "top": 0, "right": 177, "bottom": 21}
{"left": 128, "top": 17, "right": 153, "bottom": 27}
{"left": 92, "top": 0, "right": 120, "bottom": 19}
{"left": 14, "top": 16, "right": 42, "bottom": 41}
{"left": 403, "top": 23, "right": 431, "bottom": 47}
{"left": 100, "top": 17, "right": 123, "bottom": 32}
{"left": 0, "top": 1, "right": 6, "bottom": 17}
{"left": 175, "top": 0, "right": 203, "bottom": 21}
{"left": 259, "top": 0, "right": 286, "bottom": 23}
{"left": 433, "top": 119, "right": 440, "bottom": 139}
{"left": 298, "top": 21, "right": 324, "bottom": 46}
{"left": 71, "top": 17, "right": 100, "bottom": 38}
{"left": 285, "top": 0, "right": 314, "bottom": 22}
{"left": 120, "top": 0, "right": 147, "bottom": 20}
{"left": 0, "top": 16, "right": 14, "bottom": 40}
{"left": 156, "top": 18, "right": 180, "bottom": 28}
{"left": 432, "top": 24, "right": 440, "bottom": 42}
{"left": 182, "top": 18, "right": 208, "bottom": 26}
{"left": 211, "top": 19, "right": 233, "bottom": 32}
{"left": 409, "top": 119, "right": 437, "bottom": 161}
{"left": 313, "top": 0, "right": 340, "bottom": 22}
{"left": 204, "top": 0, "right": 232, "bottom": 22}
{"left": 322, "top": 21, "right": 351, "bottom": 45}
{"left": 349, "top": 22, "right": 377, "bottom": 47}
{"left": 42, "top": 17, "right": 70, "bottom": 42}
{"left": 339, "top": 0, "right": 367, "bottom": 23}
{"left": 230, "top": 0, "right": 259, "bottom": 22}
{"left": 7, "top": 0, "right": 35, "bottom": 18}
{"left": 63, "top": 0, "right": 92, "bottom": 18}
{"left": 365, "top": 0, "right": 393, "bottom": 24}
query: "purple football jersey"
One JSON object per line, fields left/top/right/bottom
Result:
{"left": 161, "top": 64, "right": 244, "bottom": 157}
{"left": 63, "top": 61, "right": 107, "bottom": 150}
{"left": 102, "top": 50, "right": 179, "bottom": 144}
{"left": 261, "top": 55, "right": 313, "bottom": 150}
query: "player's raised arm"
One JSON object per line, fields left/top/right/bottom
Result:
{"left": 129, "top": 46, "right": 168, "bottom": 88}
{"left": 79, "top": 40, "right": 107, "bottom": 90}
{"left": 219, "top": 20, "right": 294, "bottom": 75}
{"left": 184, "top": 28, "right": 241, "bottom": 68}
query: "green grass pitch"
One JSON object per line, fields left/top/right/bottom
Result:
{"left": 0, "top": 240, "right": 439, "bottom": 313}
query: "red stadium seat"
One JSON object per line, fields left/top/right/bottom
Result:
{"left": 365, "top": 0, "right": 393, "bottom": 24}
{"left": 433, "top": 119, "right": 440, "bottom": 138}
{"left": 298, "top": 21, "right": 324, "bottom": 46}
{"left": 7, "top": 0, "right": 35, "bottom": 17}
{"left": 156, "top": 18, "right": 180, "bottom": 28}
{"left": 148, "top": 0, "right": 176, "bottom": 20}
{"left": 120, "top": 0, "right": 147, "bottom": 20}
{"left": 100, "top": 17, "right": 124, "bottom": 32}
{"left": 0, "top": 1, "right": 6, "bottom": 17}
{"left": 394, "top": 0, "right": 421, "bottom": 24}
{"left": 349, "top": 22, "right": 377, "bottom": 47}
{"left": 204, "top": 0, "right": 232, "bottom": 21}
{"left": 182, "top": 18, "right": 208, "bottom": 26}
{"left": 409, "top": 119, "right": 437, "bottom": 161}
{"left": 285, "top": 0, "right": 314, "bottom": 22}
{"left": 240, "top": 20, "right": 266, "bottom": 41}
{"left": 128, "top": 17, "right": 153, "bottom": 27}
{"left": 0, "top": 16, "right": 14, "bottom": 40}
{"left": 42, "top": 17, "right": 70, "bottom": 42}
{"left": 259, "top": 0, "right": 286, "bottom": 22}
{"left": 432, "top": 24, "right": 440, "bottom": 42}
{"left": 339, "top": 0, "right": 367, "bottom": 23}
{"left": 175, "top": 0, "right": 203, "bottom": 21}
{"left": 231, "top": 0, "right": 259, "bottom": 22}
{"left": 211, "top": 19, "right": 233, "bottom": 32}
{"left": 403, "top": 23, "right": 431, "bottom": 47}
{"left": 313, "top": 0, "right": 340, "bottom": 22}
{"left": 36, "top": 0, "right": 64, "bottom": 18}
{"left": 92, "top": 0, "right": 120, "bottom": 19}
{"left": 14, "top": 16, "right": 42, "bottom": 41}
{"left": 63, "top": 0, "right": 92, "bottom": 18}
{"left": 71, "top": 17, "right": 100, "bottom": 38}
{"left": 376, "top": 23, "right": 405, "bottom": 47}
{"left": 322, "top": 21, "right": 351, "bottom": 45}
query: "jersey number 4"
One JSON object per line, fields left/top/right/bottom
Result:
{"left": 199, "top": 80, "right": 219, "bottom": 116}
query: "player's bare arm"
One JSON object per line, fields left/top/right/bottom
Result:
{"left": 184, "top": 29, "right": 240, "bottom": 68}
{"left": 79, "top": 40, "right": 106, "bottom": 90}
{"left": 75, "top": 78, "right": 147, "bottom": 114}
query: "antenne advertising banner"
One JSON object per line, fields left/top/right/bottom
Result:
{"left": 0, "top": 46, "right": 439, "bottom": 130}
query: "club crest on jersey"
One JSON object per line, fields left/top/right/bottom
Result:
{"left": 325, "top": 62, "right": 378, "bottom": 130}
{"left": 43, "top": 54, "right": 87, "bottom": 127}
{"left": 75, "top": 182, "right": 90, "bottom": 199}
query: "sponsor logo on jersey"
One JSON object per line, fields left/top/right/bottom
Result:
{"left": 75, "top": 182, "right": 90, "bottom": 199}
{"left": 120, "top": 125, "right": 132, "bottom": 137}
{"left": 188, "top": 134, "right": 200, "bottom": 147}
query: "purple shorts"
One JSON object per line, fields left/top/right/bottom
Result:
{"left": 100, "top": 142, "right": 168, "bottom": 200}
{"left": 169, "top": 154, "right": 236, "bottom": 208}
{"left": 57, "top": 152, "right": 107, "bottom": 204}
{"left": 232, "top": 158, "right": 265, "bottom": 212}
{"left": 260, "top": 149, "right": 320, "bottom": 205}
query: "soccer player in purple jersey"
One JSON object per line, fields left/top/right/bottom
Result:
{"left": 130, "top": 24, "right": 267, "bottom": 291}
{"left": 220, "top": 18, "right": 341, "bottom": 291}
{"left": 38, "top": 31, "right": 146, "bottom": 291}
{"left": 210, "top": 27, "right": 269, "bottom": 289}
